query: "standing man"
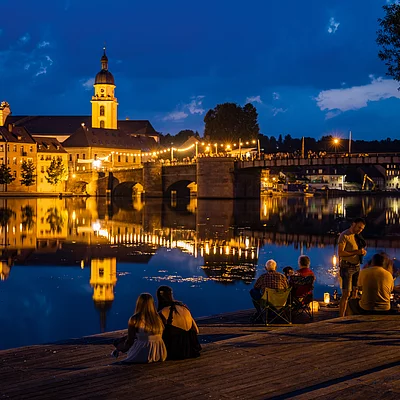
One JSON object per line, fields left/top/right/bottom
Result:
{"left": 338, "top": 217, "right": 367, "bottom": 316}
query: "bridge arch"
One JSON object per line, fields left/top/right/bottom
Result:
{"left": 113, "top": 182, "right": 144, "bottom": 197}
{"left": 165, "top": 179, "right": 197, "bottom": 198}
{"left": 71, "top": 181, "right": 88, "bottom": 195}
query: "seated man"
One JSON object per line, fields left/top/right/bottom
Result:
{"left": 291, "top": 255, "right": 315, "bottom": 298}
{"left": 347, "top": 253, "right": 395, "bottom": 315}
{"left": 250, "top": 259, "right": 288, "bottom": 304}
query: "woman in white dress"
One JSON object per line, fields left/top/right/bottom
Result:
{"left": 122, "top": 293, "right": 167, "bottom": 363}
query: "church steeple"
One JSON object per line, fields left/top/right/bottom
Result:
{"left": 101, "top": 47, "right": 108, "bottom": 70}
{"left": 91, "top": 47, "right": 118, "bottom": 129}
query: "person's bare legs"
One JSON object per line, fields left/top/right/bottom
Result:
{"left": 339, "top": 289, "right": 350, "bottom": 317}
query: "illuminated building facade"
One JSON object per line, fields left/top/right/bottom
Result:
{"left": 36, "top": 138, "right": 68, "bottom": 193}
{"left": 0, "top": 126, "right": 37, "bottom": 192}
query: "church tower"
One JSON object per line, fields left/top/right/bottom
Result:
{"left": 90, "top": 258, "right": 117, "bottom": 332}
{"left": 90, "top": 258, "right": 117, "bottom": 303}
{"left": 91, "top": 48, "right": 118, "bottom": 129}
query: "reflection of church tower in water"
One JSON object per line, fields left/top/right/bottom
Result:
{"left": 90, "top": 258, "right": 117, "bottom": 332}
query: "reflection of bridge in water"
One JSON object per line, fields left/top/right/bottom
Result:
{"left": 2, "top": 195, "right": 400, "bottom": 274}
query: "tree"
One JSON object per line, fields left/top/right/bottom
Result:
{"left": 377, "top": 3, "right": 400, "bottom": 82}
{"left": 0, "top": 164, "right": 15, "bottom": 192}
{"left": 46, "top": 207, "right": 65, "bottom": 234}
{"left": 204, "top": 103, "right": 260, "bottom": 142}
{"left": 20, "top": 160, "right": 36, "bottom": 190}
{"left": 45, "top": 158, "right": 67, "bottom": 191}
{"left": 21, "top": 205, "right": 35, "bottom": 230}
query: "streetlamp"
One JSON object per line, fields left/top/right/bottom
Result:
{"left": 333, "top": 138, "right": 340, "bottom": 154}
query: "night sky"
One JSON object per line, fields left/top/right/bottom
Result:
{"left": 0, "top": 0, "right": 399, "bottom": 140}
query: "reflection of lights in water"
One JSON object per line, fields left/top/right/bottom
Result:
{"left": 92, "top": 221, "right": 101, "bottom": 232}
{"left": 225, "top": 245, "right": 230, "bottom": 255}
{"left": 245, "top": 238, "right": 250, "bottom": 248}
{"left": 332, "top": 255, "right": 337, "bottom": 267}
{"left": 205, "top": 243, "right": 210, "bottom": 255}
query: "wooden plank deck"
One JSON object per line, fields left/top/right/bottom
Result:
{"left": 1, "top": 309, "right": 399, "bottom": 400}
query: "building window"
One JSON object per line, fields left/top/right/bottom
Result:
{"left": 100, "top": 106, "right": 105, "bottom": 116}
{"left": 82, "top": 154, "right": 86, "bottom": 160}
{"left": 118, "top": 155, "right": 121, "bottom": 162}
{"left": 69, "top": 154, "right": 72, "bottom": 161}
{"left": 13, "top": 171, "right": 16, "bottom": 178}
{"left": 0, "top": 145, "right": 3, "bottom": 152}
{"left": 76, "top": 154, "right": 79, "bottom": 159}
{"left": 100, "top": 120, "right": 105, "bottom": 128}
{"left": 13, "top": 157, "right": 17, "bottom": 165}
{"left": 7, "top": 145, "right": 10, "bottom": 152}
{"left": 125, "top": 155, "right": 128, "bottom": 162}
{"left": 30, "top": 146, "right": 33, "bottom": 152}
{"left": 94, "top": 154, "right": 97, "bottom": 160}
{"left": 13, "top": 145, "right": 16, "bottom": 152}
{"left": 41, "top": 166, "right": 44, "bottom": 173}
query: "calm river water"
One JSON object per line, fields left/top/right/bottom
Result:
{"left": 0, "top": 195, "right": 399, "bottom": 350}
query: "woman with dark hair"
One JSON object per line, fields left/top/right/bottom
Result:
{"left": 156, "top": 285, "right": 201, "bottom": 360}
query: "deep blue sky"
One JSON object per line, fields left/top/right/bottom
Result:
{"left": 0, "top": 0, "right": 399, "bottom": 140}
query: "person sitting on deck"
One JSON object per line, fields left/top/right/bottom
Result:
{"left": 283, "top": 266, "right": 294, "bottom": 280}
{"left": 156, "top": 286, "right": 201, "bottom": 360}
{"left": 291, "top": 255, "right": 315, "bottom": 297}
{"left": 250, "top": 259, "right": 288, "bottom": 303}
{"left": 347, "top": 253, "right": 396, "bottom": 315}
{"left": 111, "top": 293, "right": 167, "bottom": 363}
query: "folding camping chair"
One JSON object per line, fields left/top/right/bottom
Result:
{"left": 251, "top": 287, "right": 292, "bottom": 325}
{"left": 290, "top": 275, "right": 315, "bottom": 321}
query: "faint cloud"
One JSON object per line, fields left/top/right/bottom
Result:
{"left": 315, "top": 75, "right": 400, "bottom": 119}
{"left": 18, "top": 33, "right": 31, "bottom": 45}
{"left": 327, "top": 17, "right": 340, "bottom": 34}
{"left": 272, "top": 107, "right": 287, "bottom": 117}
{"left": 24, "top": 63, "right": 31, "bottom": 71}
{"left": 35, "top": 65, "right": 47, "bottom": 77}
{"left": 246, "top": 95, "right": 262, "bottom": 104}
{"left": 272, "top": 92, "right": 280, "bottom": 100}
{"left": 163, "top": 111, "right": 189, "bottom": 121}
{"left": 45, "top": 55, "right": 53, "bottom": 65}
{"left": 163, "top": 95, "right": 205, "bottom": 122}
{"left": 187, "top": 95, "right": 205, "bottom": 115}
{"left": 81, "top": 77, "right": 95, "bottom": 90}
{"left": 38, "top": 41, "right": 50, "bottom": 48}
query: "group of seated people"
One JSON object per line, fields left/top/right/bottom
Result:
{"left": 345, "top": 252, "right": 399, "bottom": 316}
{"left": 111, "top": 285, "right": 201, "bottom": 364}
{"left": 250, "top": 255, "right": 315, "bottom": 314}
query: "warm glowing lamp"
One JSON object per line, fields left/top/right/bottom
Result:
{"left": 324, "top": 293, "right": 330, "bottom": 304}
{"left": 311, "top": 301, "right": 319, "bottom": 313}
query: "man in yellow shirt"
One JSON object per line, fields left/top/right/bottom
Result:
{"left": 347, "top": 253, "right": 395, "bottom": 315}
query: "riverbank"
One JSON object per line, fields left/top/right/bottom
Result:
{"left": 0, "top": 191, "right": 78, "bottom": 198}
{"left": 1, "top": 307, "right": 399, "bottom": 399}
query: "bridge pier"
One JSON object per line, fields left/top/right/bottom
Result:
{"left": 143, "top": 163, "right": 163, "bottom": 198}
{"left": 197, "top": 158, "right": 235, "bottom": 199}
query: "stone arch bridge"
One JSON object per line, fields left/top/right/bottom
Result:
{"left": 67, "top": 153, "right": 400, "bottom": 198}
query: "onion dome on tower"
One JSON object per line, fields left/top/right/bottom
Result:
{"left": 95, "top": 48, "right": 115, "bottom": 85}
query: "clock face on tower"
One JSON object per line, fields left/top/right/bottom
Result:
{"left": 101, "top": 89, "right": 105, "bottom": 93}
